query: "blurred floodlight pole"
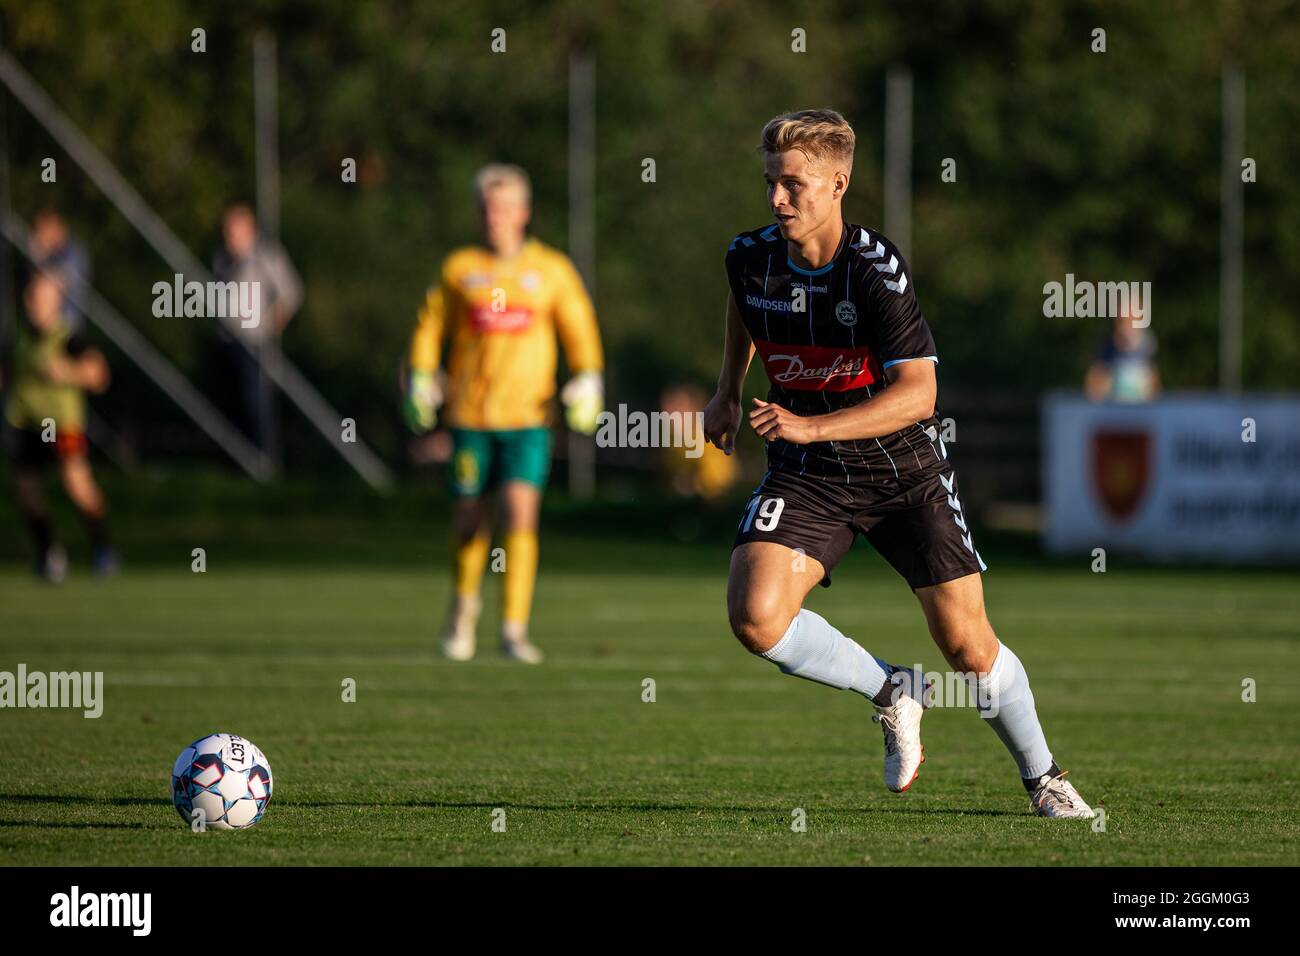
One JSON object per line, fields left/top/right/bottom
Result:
{"left": 0, "top": 52, "right": 209, "bottom": 277}
{"left": 884, "top": 65, "right": 913, "bottom": 259}
{"left": 254, "top": 31, "right": 280, "bottom": 243}
{"left": 568, "top": 48, "right": 596, "bottom": 499}
{"left": 254, "top": 31, "right": 281, "bottom": 475}
{"left": 0, "top": 26, "right": 12, "bottom": 364}
{"left": 1220, "top": 65, "right": 1244, "bottom": 394}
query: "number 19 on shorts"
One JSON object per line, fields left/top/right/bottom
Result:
{"left": 740, "top": 495, "right": 785, "bottom": 532}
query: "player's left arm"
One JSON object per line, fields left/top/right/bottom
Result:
{"left": 552, "top": 255, "right": 605, "bottom": 434}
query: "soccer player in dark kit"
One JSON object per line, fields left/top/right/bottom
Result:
{"left": 702, "top": 109, "right": 1093, "bottom": 817}
{"left": 3, "top": 271, "right": 117, "bottom": 581}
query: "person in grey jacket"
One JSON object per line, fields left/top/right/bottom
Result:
{"left": 30, "top": 207, "right": 93, "bottom": 332}
{"left": 212, "top": 202, "right": 303, "bottom": 462}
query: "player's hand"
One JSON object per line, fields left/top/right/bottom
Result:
{"left": 702, "top": 390, "right": 742, "bottom": 455}
{"left": 41, "top": 356, "right": 78, "bottom": 386}
{"left": 403, "top": 370, "right": 443, "bottom": 433}
{"left": 748, "top": 398, "right": 819, "bottom": 445}
{"left": 561, "top": 370, "right": 603, "bottom": 435}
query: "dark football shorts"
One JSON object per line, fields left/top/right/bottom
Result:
{"left": 3, "top": 424, "right": 88, "bottom": 469}
{"left": 732, "top": 458, "right": 987, "bottom": 591}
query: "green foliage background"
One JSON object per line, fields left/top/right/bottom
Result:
{"left": 2, "top": 0, "right": 1297, "bottom": 466}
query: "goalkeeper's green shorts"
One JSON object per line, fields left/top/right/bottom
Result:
{"left": 449, "top": 427, "right": 552, "bottom": 497}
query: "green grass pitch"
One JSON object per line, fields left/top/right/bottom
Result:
{"left": 1, "top": 494, "right": 1297, "bottom": 866}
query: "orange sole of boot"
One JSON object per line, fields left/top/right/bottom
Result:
{"left": 894, "top": 744, "right": 926, "bottom": 793}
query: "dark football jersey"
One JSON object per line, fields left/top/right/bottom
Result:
{"left": 724, "top": 220, "right": 943, "bottom": 482}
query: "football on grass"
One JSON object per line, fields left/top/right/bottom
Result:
{"left": 171, "top": 733, "right": 273, "bottom": 830}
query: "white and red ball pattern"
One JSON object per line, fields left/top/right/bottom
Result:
{"left": 171, "top": 733, "right": 273, "bottom": 830}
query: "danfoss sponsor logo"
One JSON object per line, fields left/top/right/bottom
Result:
{"left": 753, "top": 339, "right": 879, "bottom": 391}
{"left": 770, "top": 352, "right": 867, "bottom": 384}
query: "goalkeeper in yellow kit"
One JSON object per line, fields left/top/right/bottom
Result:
{"left": 404, "top": 164, "right": 604, "bottom": 663}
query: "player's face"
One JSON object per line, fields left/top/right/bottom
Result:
{"left": 223, "top": 210, "right": 257, "bottom": 257}
{"left": 764, "top": 150, "right": 843, "bottom": 242}
{"left": 32, "top": 213, "right": 67, "bottom": 255}
{"left": 24, "top": 276, "right": 63, "bottom": 332}
{"left": 480, "top": 185, "right": 531, "bottom": 256}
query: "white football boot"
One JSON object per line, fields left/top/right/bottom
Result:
{"left": 1028, "top": 770, "right": 1096, "bottom": 819}
{"left": 500, "top": 621, "right": 544, "bottom": 664}
{"left": 871, "top": 668, "right": 930, "bottom": 793}
{"left": 440, "top": 593, "right": 481, "bottom": 661}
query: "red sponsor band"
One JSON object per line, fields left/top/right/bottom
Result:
{"left": 470, "top": 305, "right": 535, "bottom": 333}
{"left": 753, "top": 337, "right": 881, "bottom": 391}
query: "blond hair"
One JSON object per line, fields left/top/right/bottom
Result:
{"left": 474, "top": 163, "right": 531, "bottom": 204}
{"left": 758, "top": 109, "right": 855, "bottom": 170}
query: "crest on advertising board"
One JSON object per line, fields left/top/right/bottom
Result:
{"left": 1090, "top": 429, "right": 1151, "bottom": 523}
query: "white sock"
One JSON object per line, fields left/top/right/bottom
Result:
{"left": 760, "top": 609, "right": 888, "bottom": 700}
{"left": 977, "top": 643, "right": 1054, "bottom": 779}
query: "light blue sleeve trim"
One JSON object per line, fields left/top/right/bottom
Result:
{"left": 882, "top": 355, "right": 939, "bottom": 370}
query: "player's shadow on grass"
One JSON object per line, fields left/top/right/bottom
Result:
{"left": 281, "top": 798, "right": 1020, "bottom": 817}
{"left": 0, "top": 819, "right": 149, "bottom": 830}
{"left": 872, "top": 806, "right": 1018, "bottom": 817}
{"left": 0, "top": 793, "right": 171, "bottom": 807}
{"left": 2, "top": 794, "right": 1021, "bottom": 818}
{"left": 0, "top": 793, "right": 174, "bottom": 830}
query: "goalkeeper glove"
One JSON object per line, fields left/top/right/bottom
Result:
{"left": 403, "top": 370, "right": 443, "bottom": 432}
{"left": 560, "top": 370, "right": 603, "bottom": 435}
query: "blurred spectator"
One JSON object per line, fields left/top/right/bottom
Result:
{"left": 1085, "top": 311, "right": 1160, "bottom": 403}
{"left": 660, "top": 383, "right": 739, "bottom": 500}
{"left": 211, "top": 202, "right": 303, "bottom": 461}
{"left": 29, "top": 207, "right": 92, "bottom": 332}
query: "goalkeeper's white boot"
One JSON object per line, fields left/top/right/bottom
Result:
{"left": 440, "top": 594, "right": 480, "bottom": 662}
{"left": 1028, "top": 770, "right": 1095, "bottom": 819}
{"left": 872, "top": 668, "right": 930, "bottom": 793}
{"left": 500, "top": 621, "right": 544, "bottom": 664}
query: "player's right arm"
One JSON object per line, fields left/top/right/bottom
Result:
{"left": 43, "top": 335, "right": 110, "bottom": 394}
{"left": 703, "top": 290, "right": 754, "bottom": 455}
{"left": 404, "top": 265, "right": 452, "bottom": 432}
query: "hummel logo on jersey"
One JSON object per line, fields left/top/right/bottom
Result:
{"left": 729, "top": 224, "right": 781, "bottom": 251}
{"left": 791, "top": 281, "right": 828, "bottom": 294}
{"left": 850, "top": 227, "right": 886, "bottom": 260}
{"left": 873, "top": 254, "right": 910, "bottom": 294}
{"left": 849, "top": 229, "right": 908, "bottom": 294}
{"left": 940, "top": 473, "right": 976, "bottom": 554}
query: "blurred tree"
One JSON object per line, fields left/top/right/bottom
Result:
{"left": 1, "top": 0, "right": 1296, "bottom": 470}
